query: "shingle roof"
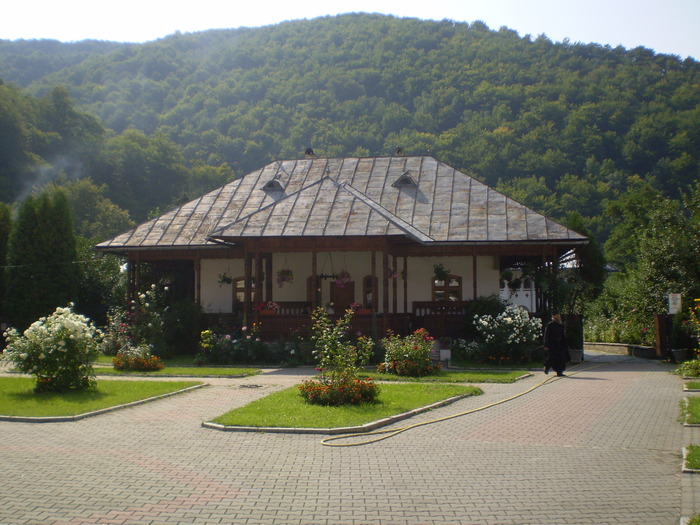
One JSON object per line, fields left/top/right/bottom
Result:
{"left": 96, "top": 156, "right": 587, "bottom": 250}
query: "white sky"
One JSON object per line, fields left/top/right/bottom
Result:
{"left": 2, "top": 0, "right": 699, "bottom": 60}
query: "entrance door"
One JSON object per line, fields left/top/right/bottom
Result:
{"left": 330, "top": 281, "right": 355, "bottom": 311}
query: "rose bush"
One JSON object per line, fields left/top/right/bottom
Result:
{"left": 378, "top": 328, "right": 440, "bottom": 377}
{"left": 112, "top": 344, "right": 164, "bottom": 371}
{"left": 2, "top": 305, "right": 102, "bottom": 392}
{"left": 299, "top": 307, "right": 377, "bottom": 406}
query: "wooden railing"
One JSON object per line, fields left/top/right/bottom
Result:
{"left": 413, "top": 301, "right": 471, "bottom": 339}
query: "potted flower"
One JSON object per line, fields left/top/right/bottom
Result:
{"left": 335, "top": 269, "right": 352, "bottom": 288}
{"left": 257, "top": 301, "right": 280, "bottom": 315}
{"left": 217, "top": 272, "right": 233, "bottom": 286}
{"left": 276, "top": 268, "right": 294, "bottom": 288}
{"left": 433, "top": 263, "right": 450, "bottom": 282}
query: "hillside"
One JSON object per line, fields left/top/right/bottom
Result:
{"left": 1, "top": 13, "right": 699, "bottom": 241}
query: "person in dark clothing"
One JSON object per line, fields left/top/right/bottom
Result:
{"left": 543, "top": 312, "right": 569, "bottom": 377}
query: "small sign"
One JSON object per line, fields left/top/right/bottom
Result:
{"left": 668, "top": 294, "right": 682, "bottom": 314}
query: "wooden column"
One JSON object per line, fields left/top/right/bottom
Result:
{"left": 311, "top": 251, "right": 318, "bottom": 308}
{"left": 244, "top": 252, "right": 252, "bottom": 316}
{"left": 382, "top": 251, "right": 389, "bottom": 334}
{"left": 255, "top": 251, "right": 263, "bottom": 305}
{"left": 194, "top": 254, "right": 201, "bottom": 304}
{"left": 402, "top": 255, "right": 408, "bottom": 314}
{"left": 371, "top": 251, "right": 377, "bottom": 310}
{"left": 472, "top": 255, "right": 478, "bottom": 299}
{"left": 265, "top": 253, "right": 273, "bottom": 302}
{"left": 391, "top": 254, "right": 398, "bottom": 314}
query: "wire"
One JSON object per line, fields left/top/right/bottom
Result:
{"left": 321, "top": 356, "right": 619, "bottom": 447}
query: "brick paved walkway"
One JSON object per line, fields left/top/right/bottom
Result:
{"left": 0, "top": 353, "right": 697, "bottom": 524}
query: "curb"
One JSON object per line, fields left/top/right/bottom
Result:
{"left": 202, "top": 392, "right": 474, "bottom": 434}
{"left": 0, "top": 383, "right": 208, "bottom": 423}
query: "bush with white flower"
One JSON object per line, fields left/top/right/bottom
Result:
{"left": 2, "top": 305, "right": 102, "bottom": 392}
{"left": 472, "top": 306, "right": 542, "bottom": 364}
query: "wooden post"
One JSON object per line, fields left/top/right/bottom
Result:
{"left": 402, "top": 255, "right": 408, "bottom": 315}
{"left": 392, "top": 253, "right": 398, "bottom": 314}
{"left": 472, "top": 255, "right": 477, "bottom": 299}
{"left": 244, "top": 252, "right": 252, "bottom": 317}
{"left": 311, "top": 251, "right": 318, "bottom": 309}
{"left": 265, "top": 253, "right": 273, "bottom": 302}
{"left": 382, "top": 251, "right": 389, "bottom": 335}
{"left": 655, "top": 314, "right": 668, "bottom": 358}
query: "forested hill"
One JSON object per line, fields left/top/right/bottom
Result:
{"left": 1, "top": 13, "right": 699, "bottom": 242}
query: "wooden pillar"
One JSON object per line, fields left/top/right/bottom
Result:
{"left": 382, "top": 251, "right": 389, "bottom": 334}
{"left": 255, "top": 251, "right": 263, "bottom": 305}
{"left": 264, "top": 253, "right": 273, "bottom": 302}
{"left": 311, "top": 251, "right": 318, "bottom": 309}
{"left": 472, "top": 255, "right": 478, "bottom": 299}
{"left": 194, "top": 254, "right": 201, "bottom": 304}
{"left": 371, "top": 251, "right": 377, "bottom": 310}
{"left": 402, "top": 255, "right": 408, "bottom": 314}
{"left": 244, "top": 252, "right": 252, "bottom": 315}
{"left": 391, "top": 254, "right": 398, "bottom": 314}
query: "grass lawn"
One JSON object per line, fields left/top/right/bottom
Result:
{"left": 687, "top": 381, "right": 700, "bottom": 390}
{"left": 364, "top": 369, "right": 527, "bottom": 383}
{"left": 211, "top": 383, "right": 481, "bottom": 428}
{"left": 685, "top": 397, "right": 700, "bottom": 424}
{"left": 93, "top": 366, "right": 260, "bottom": 377}
{"left": 0, "top": 376, "right": 202, "bottom": 417}
{"left": 686, "top": 445, "right": 700, "bottom": 470}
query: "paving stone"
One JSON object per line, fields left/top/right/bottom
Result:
{"left": 0, "top": 354, "right": 698, "bottom": 524}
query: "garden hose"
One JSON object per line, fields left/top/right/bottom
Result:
{"left": 321, "top": 356, "right": 620, "bottom": 447}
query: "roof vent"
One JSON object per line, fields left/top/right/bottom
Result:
{"left": 392, "top": 171, "right": 417, "bottom": 189}
{"left": 262, "top": 179, "right": 284, "bottom": 192}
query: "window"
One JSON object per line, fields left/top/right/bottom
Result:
{"left": 432, "top": 275, "right": 462, "bottom": 301}
{"left": 233, "top": 277, "right": 256, "bottom": 305}
{"left": 362, "top": 275, "right": 377, "bottom": 309}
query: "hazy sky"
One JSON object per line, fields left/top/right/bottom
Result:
{"left": 2, "top": 0, "right": 699, "bottom": 59}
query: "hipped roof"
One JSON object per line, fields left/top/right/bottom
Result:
{"left": 96, "top": 156, "right": 588, "bottom": 251}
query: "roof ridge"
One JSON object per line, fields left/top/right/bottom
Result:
{"left": 339, "top": 182, "right": 434, "bottom": 243}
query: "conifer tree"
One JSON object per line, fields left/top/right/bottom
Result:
{"left": 5, "top": 189, "right": 78, "bottom": 330}
{"left": 0, "top": 202, "right": 11, "bottom": 320}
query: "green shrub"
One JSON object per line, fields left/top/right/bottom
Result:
{"left": 195, "top": 323, "right": 269, "bottom": 365}
{"left": 674, "top": 359, "right": 700, "bottom": 377}
{"left": 378, "top": 328, "right": 440, "bottom": 377}
{"left": 299, "top": 307, "right": 377, "bottom": 406}
{"left": 2, "top": 305, "right": 102, "bottom": 392}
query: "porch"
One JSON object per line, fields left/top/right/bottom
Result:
{"left": 206, "top": 300, "right": 472, "bottom": 341}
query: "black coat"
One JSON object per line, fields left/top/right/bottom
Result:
{"left": 543, "top": 320, "right": 569, "bottom": 371}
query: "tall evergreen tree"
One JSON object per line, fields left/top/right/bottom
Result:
{"left": 5, "top": 189, "right": 78, "bottom": 330}
{"left": 0, "top": 202, "right": 11, "bottom": 320}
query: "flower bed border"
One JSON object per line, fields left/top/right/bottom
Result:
{"left": 202, "top": 392, "right": 473, "bottom": 434}
{"left": 0, "top": 383, "right": 207, "bottom": 423}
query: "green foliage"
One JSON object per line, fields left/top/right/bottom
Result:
{"left": 0, "top": 202, "right": 11, "bottom": 318}
{"left": 300, "top": 307, "right": 377, "bottom": 406}
{"left": 1, "top": 14, "right": 698, "bottom": 233}
{"left": 674, "top": 360, "right": 700, "bottom": 377}
{"left": 112, "top": 344, "right": 165, "bottom": 372}
{"left": 2, "top": 305, "right": 102, "bottom": 392}
{"left": 378, "top": 328, "right": 440, "bottom": 377}
{"left": 194, "top": 324, "right": 268, "bottom": 365}
{"left": 5, "top": 188, "right": 79, "bottom": 330}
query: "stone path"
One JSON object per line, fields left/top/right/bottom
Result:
{"left": 0, "top": 353, "right": 698, "bottom": 524}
